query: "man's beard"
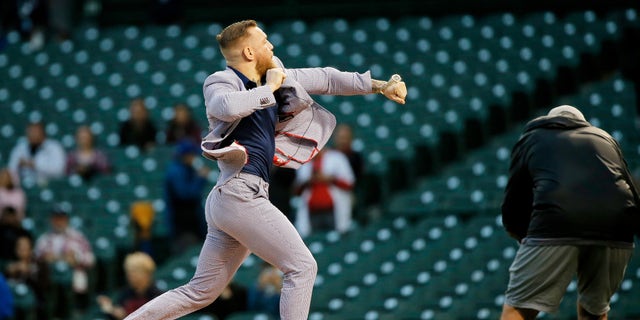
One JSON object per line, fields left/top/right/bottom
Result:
{"left": 256, "top": 55, "right": 277, "bottom": 78}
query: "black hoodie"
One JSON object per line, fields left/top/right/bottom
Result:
{"left": 501, "top": 115, "right": 640, "bottom": 244}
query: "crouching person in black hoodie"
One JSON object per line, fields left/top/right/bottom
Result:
{"left": 500, "top": 105, "right": 640, "bottom": 320}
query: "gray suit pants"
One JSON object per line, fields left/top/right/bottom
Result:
{"left": 125, "top": 173, "right": 317, "bottom": 320}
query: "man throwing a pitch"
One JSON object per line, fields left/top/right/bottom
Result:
{"left": 125, "top": 19, "right": 406, "bottom": 320}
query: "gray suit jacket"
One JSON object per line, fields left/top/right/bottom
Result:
{"left": 201, "top": 56, "right": 372, "bottom": 185}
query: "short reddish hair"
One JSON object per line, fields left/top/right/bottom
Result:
{"left": 216, "top": 20, "right": 258, "bottom": 50}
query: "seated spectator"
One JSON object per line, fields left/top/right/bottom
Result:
{"left": 247, "top": 263, "right": 282, "bottom": 317}
{"left": 203, "top": 281, "right": 247, "bottom": 319}
{"left": 0, "top": 168, "right": 26, "bottom": 221}
{"left": 164, "top": 140, "right": 209, "bottom": 251}
{"left": 333, "top": 124, "right": 364, "bottom": 182}
{"left": 0, "top": 207, "right": 31, "bottom": 261}
{"left": 294, "top": 148, "right": 355, "bottom": 237}
{"left": 130, "top": 201, "right": 155, "bottom": 257}
{"left": 4, "top": 235, "right": 50, "bottom": 319}
{"left": 332, "top": 123, "right": 366, "bottom": 223}
{"left": 96, "top": 252, "right": 163, "bottom": 320}
{"left": 66, "top": 125, "right": 111, "bottom": 181}
{"left": 165, "top": 103, "right": 203, "bottom": 145}
{"left": 8, "top": 122, "right": 66, "bottom": 186}
{"left": 118, "top": 98, "right": 158, "bottom": 150}
{"left": 34, "top": 205, "right": 95, "bottom": 318}
{"left": 0, "top": 273, "right": 13, "bottom": 320}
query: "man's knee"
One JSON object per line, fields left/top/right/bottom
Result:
{"left": 298, "top": 254, "right": 317, "bottom": 278}
{"left": 285, "top": 254, "right": 317, "bottom": 282}
{"left": 180, "top": 282, "right": 218, "bottom": 307}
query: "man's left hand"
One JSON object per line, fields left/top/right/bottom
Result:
{"left": 382, "top": 81, "right": 407, "bottom": 104}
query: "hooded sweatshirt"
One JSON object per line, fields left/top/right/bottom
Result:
{"left": 502, "top": 115, "right": 640, "bottom": 245}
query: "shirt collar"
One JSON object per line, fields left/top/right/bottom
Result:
{"left": 228, "top": 66, "right": 257, "bottom": 90}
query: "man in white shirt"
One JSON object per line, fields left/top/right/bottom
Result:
{"left": 8, "top": 122, "right": 66, "bottom": 186}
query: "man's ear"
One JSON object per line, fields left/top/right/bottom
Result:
{"left": 242, "top": 47, "right": 254, "bottom": 61}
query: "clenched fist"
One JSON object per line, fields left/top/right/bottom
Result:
{"left": 266, "top": 68, "right": 287, "bottom": 92}
{"left": 382, "top": 80, "right": 407, "bottom": 104}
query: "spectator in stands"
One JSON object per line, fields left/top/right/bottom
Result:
{"left": 501, "top": 105, "right": 639, "bottom": 320}
{"left": 0, "top": 207, "right": 31, "bottom": 261}
{"left": 204, "top": 281, "right": 247, "bottom": 319}
{"left": 247, "top": 262, "right": 282, "bottom": 317}
{"left": 164, "top": 140, "right": 209, "bottom": 250}
{"left": 165, "top": 103, "right": 203, "bottom": 145}
{"left": 0, "top": 273, "right": 13, "bottom": 320}
{"left": 8, "top": 122, "right": 66, "bottom": 186}
{"left": 3, "top": 235, "right": 50, "bottom": 319}
{"left": 332, "top": 123, "right": 366, "bottom": 222}
{"left": 96, "top": 252, "right": 163, "bottom": 320}
{"left": 333, "top": 124, "right": 363, "bottom": 182}
{"left": 66, "top": 125, "right": 111, "bottom": 181}
{"left": 294, "top": 147, "right": 355, "bottom": 237}
{"left": 118, "top": 98, "right": 158, "bottom": 151}
{"left": 130, "top": 201, "right": 155, "bottom": 257}
{"left": 0, "top": 168, "right": 26, "bottom": 221}
{"left": 34, "top": 205, "right": 95, "bottom": 318}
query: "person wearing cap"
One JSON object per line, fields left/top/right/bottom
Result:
{"left": 500, "top": 105, "right": 640, "bottom": 320}
{"left": 34, "top": 205, "right": 95, "bottom": 318}
{"left": 163, "top": 139, "right": 209, "bottom": 251}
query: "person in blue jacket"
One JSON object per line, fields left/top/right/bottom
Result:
{"left": 0, "top": 273, "right": 14, "bottom": 320}
{"left": 164, "top": 139, "right": 209, "bottom": 251}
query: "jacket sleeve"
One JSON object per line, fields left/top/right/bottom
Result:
{"left": 609, "top": 137, "right": 640, "bottom": 206}
{"left": 203, "top": 73, "right": 277, "bottom": 122}
{"left": 272, "top": 55, "right": 372, "bottom": 96}
{"left": 285, "top": 67, "right": 373, "bottom": 96}
{"left": 7, "top": 142, "right": 25, "bottom": 172}
{"left": 611, "top": 138, "right": 640, "bottom": 236}
{"left": 501, "top": 138, "right": 533, "bottom": 241}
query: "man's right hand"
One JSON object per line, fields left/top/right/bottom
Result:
{"left": 266, "top": 68, "right": 286, "bottom": 92}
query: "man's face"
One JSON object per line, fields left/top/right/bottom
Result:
{"left": 174, "top": 105, "right": 190, "bottom": 124}
{"left": 247, "top": 27, "right": 276, "bottom": 77}
{"left": 334, "top": 126, "right": 353, "bottom": 151}
{"left": 130, "top": 100, "right": 148, "bottom": 123}
{"left": 27, "top": 124, "right": 45, "bottom": 146}
{"left": 75, "top": 127, "right": 93, "bottom": 148}
{"left": 50, "top": 215, "right": 69, "bottom": 232}
{"left": 126, "top": 267, "right": 152, "bottom": 291}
